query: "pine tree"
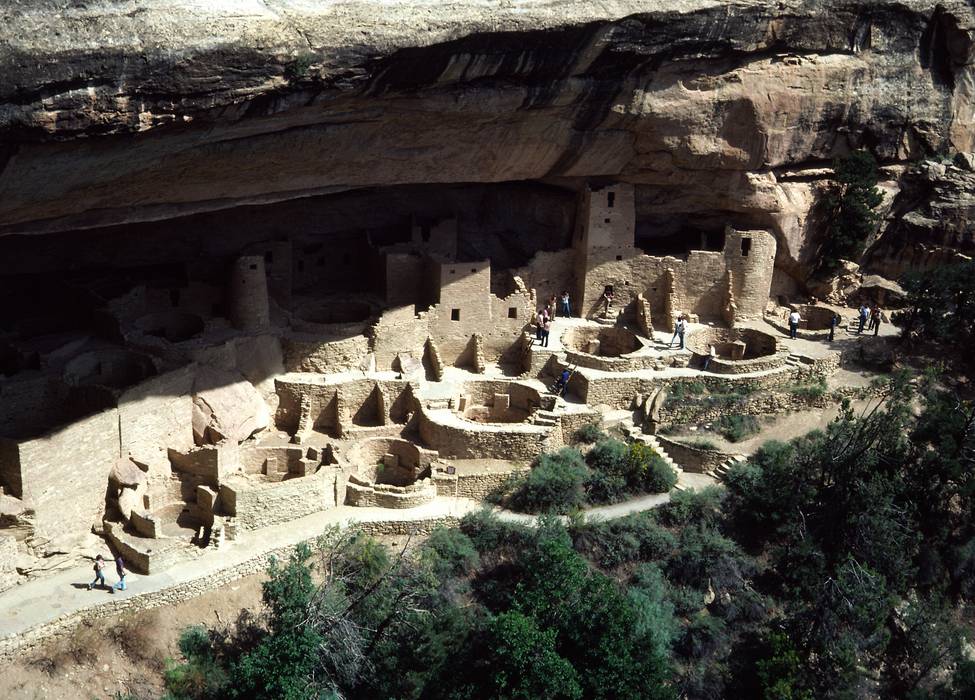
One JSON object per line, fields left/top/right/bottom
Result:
{"left": 819, "top": 150, "right": 884, "bottom": 270}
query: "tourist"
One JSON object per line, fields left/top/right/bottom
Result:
{"left": 828, "top": 312, "right": 840, "bottom": 342}
{"left": 868, "top": 305, "right": 880, "bottom": 331}
{"left": 552, "top": 367, "right": 571, "bottom": 395}
{"left": 535, "top": 309, "right": 546, "bottom": 342}
{"left": 547, "top": 295, "right": 557, "bottom": 319}
{"left": 89, "top": 554, "right": 106, "bottom": 591}
{"left": 113, "top": 555, "right": 127, "bottom": 593}
{"left": 788, "top": 309, "right": 801, "bottom": 339}
{"left": 541, "top": 317, "right": 551, "bottom": 347}
{"left": 858, "top": 303, "right": 869, "bottom": 333}
{"left": 702, "top": 343, "right": 716, "bottom": 371}
{"left": 601, "top": 287, "right": 614, "bottom": 314}
{"left": 560, "top": 290, "right": 571, "bottom": 317}
{"left": 677, "top": 316, "right": 687, "bottom": 349}
{"left": 669, "top": 316, "right": 682, "bottom": 347}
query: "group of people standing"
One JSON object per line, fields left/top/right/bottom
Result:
{"left": 858, "top": 303, "right": 883, "bottom": 336}
{"left": 535, "top": 291, "right": 572, "bottom": 347}
{"left": 787, "top": 303, "right": 883, "bottom": 341}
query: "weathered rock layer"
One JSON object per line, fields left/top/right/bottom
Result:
{"left": 0, "top": 0, "right": 973, "bottom": 283}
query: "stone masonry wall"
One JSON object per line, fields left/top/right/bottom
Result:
{"left": 17, "top": 409, "right": 120, "bottom": 544}
{"left": 226, "top": 471, "right": 337, "bottom": 531}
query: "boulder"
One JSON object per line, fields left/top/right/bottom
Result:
{"left": 110, "top": 457, "right": 147, "bottom": 487}
{"left": 192, "top": 367, "right": 271, "bottom": 445}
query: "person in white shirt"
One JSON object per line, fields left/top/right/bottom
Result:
{"left": 702, "top": 343, "right": 717, "bottom": 371}
{"left": 788, "top": 310, "right": 801, "bottom": 339}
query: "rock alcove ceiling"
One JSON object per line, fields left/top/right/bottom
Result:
{"left": 0, "top": 0, "right": 972, "bottom": 289}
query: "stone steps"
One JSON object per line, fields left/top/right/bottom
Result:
{"left": 619, "top": 419, "right": 683, "bottom": 476}
{"left": 532, "top": 410, "right": 559, "bottom": 427}
{"left": 710, "top": 454, "right": 748, "bottom": 480}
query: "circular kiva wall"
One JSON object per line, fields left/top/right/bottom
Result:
{"left": 134, "top": 311, "right": 205, "bottom": 342}
{"left": 686, "top": 328, "right": 783, "bottom": 374}
{"left": 562, "top": 326, "right": 641, "bottom": 357}
{"left": 797, "top": 305, "right": 836, "bottom": 331}
{"left": 344, "top": 437, "right": 438, "bottom": 508}
{"left": 63, "top": 349, "right": 158, "bottom": 390}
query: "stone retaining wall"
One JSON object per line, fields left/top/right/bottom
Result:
{"left": 654, "top": 435, "right": 731, "bottom": 473}
{"left": 432, "top": 468, "right": 528, "bottom": 500}
{"left": 0, "top": 514, "right": 459, "bottom": 662}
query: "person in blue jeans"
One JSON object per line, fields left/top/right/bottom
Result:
{"left": 88, "top": 555, "right": 106, "bottom": 590}
{"left": 858, "top": 303, "right": 869, "bottom": 333}
{"left": 113, "top": 555, "right": 127, "bottom": 593}
{"left": 560, "top": 291, "right": 571, "bottom": 317}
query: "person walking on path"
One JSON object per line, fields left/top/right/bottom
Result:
{"left": 88, "top": 555, "right": 107, "bottom": 591}
{"left": 541, "top": 318, "right": 551, "bottom": 348}
{"left": 873, "top": 309, "right": 882, "bottom": 336}
{"left": 788, "top": 309, "right": 801, "bottom": 339}
{"left": 560, "top": 291, "right": 571, "bottom": 317}
{"left": 858, "top": 303, "right": 869, "bottom": 334}
{"left": 677, "top": 316, "right": 687, "bottom": 349}
{"left": 702, "top": 344, "right": 716, "bottom": 371}
{"left": 112, "top": 555, "right": 127, "bottom": 593}
{"left": 669, "top": 316, "right": 682, "bottom": 347}
{"left": 535, "top": 309, "right": 546, "bottom": 343}
{"left": 601, "top": 287, "right": 614, "bottom": 314}
{"left": 547, "top": 295, "right": 557, "bottom": 319}
{"left": 828, "top": 312, "right": 840, "bottom": 342}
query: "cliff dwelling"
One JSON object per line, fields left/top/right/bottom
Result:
{"left": 0, "top": 2, "right": 973, "bottom": 695}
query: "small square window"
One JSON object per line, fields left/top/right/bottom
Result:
{"left": 741, "top": 238, "right": 752, "bottom": 257}
{"left": 607, "top": 192, "right": 615, "bottom": 208}
{"left": 450, "top": 309, "right": 461, "bottom": 321}
{"left": 508, "top": 307, "right": 518, "bottom": 319}
{"left": 450, "top": 269, "right": 456, "bottom": 275}
{"left": 249, "top": 264, "right": 258, "bottom": 270}
{"left": 604, "top": 218, "right": 611, "bottom": 224}
{"left": 615, "top": 255, "right": 623, "bottom": 261}
{"left": 471, "top": 268, "right": 477, "bottom": 273}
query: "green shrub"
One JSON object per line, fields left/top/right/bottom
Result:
{"left": 163, "top": 626, "right": 228, "bottom": 700}
{"left": 284, "top": 52, "right": 316, "bottom": 81}
{"left": 683, "top": 438, "right": 719, "bottom": 451}
{"left": 789, "top": 378, "right": 827, "bottom": 400}
{"left": 678, "top": 613, "right": 730, "bottom": 660}
{"left": 421, "top": 527, "right": 480, "bottom": 579}
{"left": 658, "top": 487, "right": 725, "bottom": 528}
{"left": 571, "top": 513, "right": 676, "bottom": 568}
{"left": 632, "top": 443, "right": 679, "bottom": 493}
{"left": 666, "top": 381, "right": 708, "bottom": 405}
{"left": 574, "top": 423, "right": 606, "bottom": 444}
{"left": 459, "top": 509, "right": 532, "bottom": 553}
{"left": 716, "top": 414, "right": 760, "bottom": 443}
{"left": 508, "top": 448, "right": 589, "bottom": 514}
{"left": 584, "top": 439, "right": 631, "bottom": 503}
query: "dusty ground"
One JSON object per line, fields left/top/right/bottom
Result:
{"left": 0, "top": 574, "right": 266, "bottom": 700}
{"left": 667, "top": 397, "right": 883, "bottom": 454}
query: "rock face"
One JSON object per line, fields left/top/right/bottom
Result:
{"left": 191, "top": 368, "right": 271, "bottom": 445}
{"left": 0, "top": 0, "right": 973, "bottom": 283}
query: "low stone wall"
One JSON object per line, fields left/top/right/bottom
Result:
{"left": 224, "top": 471, "right": 337, "bottom": 531}
{"left": 345, "top": 476, "right": 438, "bottom": 508}
{"left": 563, "top": 349, "right": 660, "bottom": 372}
{"left": 702, "top": 350, "right": 790, "bottom": 375}
{"left": 282, "top": 334, "right": 371, "bottom": 373}
{"left": 431, "top": 467, "right": 528, "bottom": 500}
{"left": 654, "top": 435, "right": 731, "bottom": 474}
{"left": 0, "top": 514, "right": 460, "bottom": 662}
{"left": 417, "top": 407, "right": 550, "bottom": 460}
